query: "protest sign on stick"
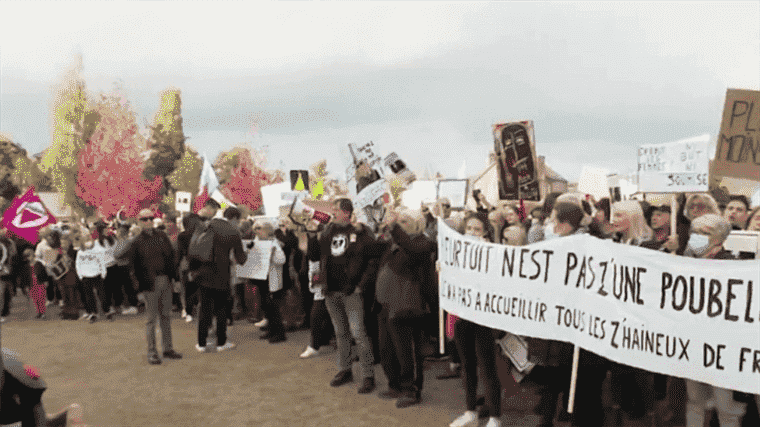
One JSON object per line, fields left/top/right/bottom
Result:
{"left": 437, "top": 219, "right": 760, "bottom": 394}
{"left": 437, "top": 179, "right": 469, "bottom": 210}
{"left": 235, "top": 240, "right": 274, "bottom": 280}
{"left": 492, "top": 121, "right": 540, "bottom": 201}
{"left": 713, "top": 89, "right": 760, "bottom": 181}
{"left": 637, "top": 135, "right": 710, "bottom": 193}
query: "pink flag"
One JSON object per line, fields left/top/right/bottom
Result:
{"left": 2, "top": 187, "right": 58, "bottom": 244}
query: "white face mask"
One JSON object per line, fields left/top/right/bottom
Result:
{"left": 543, "top": 221, "right": 559, "bottom": 240}
{"left": 686, "top": 234, "right": 711, "bottom": 257}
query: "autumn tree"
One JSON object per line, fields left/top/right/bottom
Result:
{"left": 164, "top": 146, "right": 202, "bottom": 211}
{"left": 143, "top": 88, "right": 186, "bottom": 200}
{"left": 75, "top": 93, "right": 162, "bottom": 219}
{"left": 41, "top": 56, "right": 100, "bottom": 217}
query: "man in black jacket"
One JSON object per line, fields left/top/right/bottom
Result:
{"left": 308, "top": 198, "right": 382, "bottom": 394}
{"left": 118, "top": 209, "right": 181, "bottom": 366}
{"left": 194, "top": 205, "right": 247, "bottom": 353}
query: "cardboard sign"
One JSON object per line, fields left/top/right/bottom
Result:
{"left": 437, "top": 179, "right": 469, "bottom": 209}
{"left": 713, "top": 89, "right": 760, "bottom": 181}
{"left": 724, "top": 231, "right": 759, "bottom": 255}
{"left": 235, "top": 239, "right": 273, "bottom": 280}
{"left": 577, "top": 167, "right": 613, "bottom": 201}
{"left": 492, "top": 121, "right": 540, "bottom": 201}
{"left": 175, "top": 191, "right": 191, "bottom": 213}
{"left": 260, "top": 183, "right": 292, "bottom": 217}
{"left": 638, "top": 135, "right": 710, "bottom": 193}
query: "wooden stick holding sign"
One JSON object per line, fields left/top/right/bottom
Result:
{"left": 567, "top": 345, "right": 581, "bottom": 414}
{"left": 439, "top": 308, "right": 445, "bottom": 355}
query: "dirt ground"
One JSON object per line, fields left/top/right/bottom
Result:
{"left": 6, "top": 293, "right": 755, "bottom": 427}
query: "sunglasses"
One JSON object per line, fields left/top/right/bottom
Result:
{"left": 442, "top": 204, "right": 451, "bottom": 209}
{"left": 139, "top": 217, "right": 154, "bottom": 222}
{"left": 253, "top": 226, "right": 263, "bottom": 231}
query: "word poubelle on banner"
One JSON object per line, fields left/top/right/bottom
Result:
{"left": 437, "top": 219, "right": 760, "bottom": 394}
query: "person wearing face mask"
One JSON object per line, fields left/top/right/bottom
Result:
{"left": 449, "top": 212, "right": 503, "bottom": 427}
{"left": 117, "top": 208, "right": 181, "bottom": 365}
{"left": 682, "top": 214, "right": 748, "bottom": 427}
{"left": 527, "top": 192, "right": 563, "bottom": 243}
{"left": 373, "top": 208, "right": 435, "bottom": 409}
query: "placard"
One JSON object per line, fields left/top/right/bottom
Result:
{"left": 235, "top": 239, "right": 273, "bottom": 280}
{"left": 723, "top": 231, "right": 760, "bottom": 255}
{"left": 437, "top": 219, "right": 760, "bottom": 394}
{"left": 638, "top": 135, "right": 710, "bottom": 193}
{"left": 437, "top": 179, "right": 469, "bottom": 209}
{"left": 492, "top": 121, "right": 540, "bottom": 201}
{"left": 175, "top": 191, "right": 191, "bottom": 213}
{"left": 713, "top": 89, "right": 760, "bottom": 181}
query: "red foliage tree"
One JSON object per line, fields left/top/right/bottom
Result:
{"left": 220, "top": 149, "right": 271, "bottom": 212}
{"left": 75, "top": 97, "right": 163, "bottom": 219}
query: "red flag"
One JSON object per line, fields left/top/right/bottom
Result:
{"left": 2, "top": 187, "right": 58, "bottom": 244}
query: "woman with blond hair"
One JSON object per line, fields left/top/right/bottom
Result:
{"left": 252, "top": 220, "right": 288, "bottom": 344}
{"left": 610, "top": 200, "right": 653, "bottom": 245}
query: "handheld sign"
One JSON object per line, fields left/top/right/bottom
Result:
{"left": 637, "top": 135, "right": 710, "bottom": 193}
{"left": 175, "top": 191, "right": 191, "bottom": 213}
{"left": 713, "top": 89, "right": 760, "bottom": 181}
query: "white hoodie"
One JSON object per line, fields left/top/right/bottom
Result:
{"left": 75, "top": 245, "right": 106, "bottom": 280}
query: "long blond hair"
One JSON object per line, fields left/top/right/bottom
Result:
{"left": 612, "top": 200, "right": 653, "bottom": 243}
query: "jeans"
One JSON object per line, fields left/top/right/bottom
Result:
{"left": 324, "top": 290, "right": 375, "bottom": 379}
{"left": 197, "top": 286, "right": 230, "bottom": 347}
{"left": 78, "top": 277, "right": 100, "bottom": 315}
{"left": 145, "top": 275, "right": 173, "bottom": 356}
{"left": 310, "top": 299, "right": 334, "bottom": 349}
{"left": 685, "top": 379, "right": 746, "bottom": 427}
{"left": 454, "top": 319, "right": 501, "bottom": 416}
{"left": 377, "top": 308, "right": 425, "bottom": 393}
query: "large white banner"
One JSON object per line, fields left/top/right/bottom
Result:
{"left": 235, "top": 240, "right": 273, "bottom": 280}
{"left": 437, "top": 219, "right": 760, "bottom": 394}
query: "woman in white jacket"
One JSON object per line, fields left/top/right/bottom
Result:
{"left": 75, "top": 235, "right": 105, "bottom": 322}
{"left": 250, "top": 221, "right": 287, "bottom": 344}
{"left": 92, "top": 221, "right": 118, "bottom": 318}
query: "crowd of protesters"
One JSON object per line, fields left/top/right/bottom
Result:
{"left": 0, "top": 186, "right": 758, "bottom": 427}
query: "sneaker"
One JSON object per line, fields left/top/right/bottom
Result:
{"left": 185, "top": 315, "right": 193, "bottom": 323}
{"left": 181, "top": 309, "right": 187, "bottom": 319}
{"left": 89, "top": 314, "right": 97, "bottom": 323}
{"left": 0, "top": 317, "right": 5, "bottom": 323}
{"left": 162, "top": 350, "right": 183, "bottom": 359}
{"left": 396, "top": 391, "right": 421, "bottom": 409}
{"left": 106, "top": 307, "right": 117, "bottom": 316}
{"left": 450, "top": 411, "right": 478, "bottom": 427}
{"left": 79, "top": 313, "right": 90, "bottom": 320}
{"left": 58, "top": 300, "right": 64, "bottom": 307}
{"left": 300, "top": 346, "right": 319, "bottom": 359}
{"left": 148, "top": 354, "right": 161, "bottom": 365}
{"left": 330, "top": 369, "right": 353, "bottom": 387}
{"left": 357, "top": 377, "right": 375, "bottom": 394}
{"left": 254, "top": 318, "right": 269, "bottom": 328}
{"left": 46, "top": 300, "right": 53, "bottom": 307}
{"left": 217, "top": 342, "right": 236, "bottom": 352}
{"left": 121, "top": 306, "right": 138, "bottom": 315}
{"left": 484, "top": 417, "right": 502, "bottom": 427}
{"left": 195, "top": 344, "right": 211, "bottom": 353}
{"left": 378, "top": 388, "right": 402, "bottom": 400}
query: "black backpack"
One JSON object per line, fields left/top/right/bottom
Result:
{"left": 187, "top": 222, "right": 214, "bottom": 263}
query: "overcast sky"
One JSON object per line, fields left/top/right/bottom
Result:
{"left": 1, "top": 1, "right": 758, "bottom": 183}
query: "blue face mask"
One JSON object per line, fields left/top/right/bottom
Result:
{"left": 686, "top": 233, "right": 711, "bottom": 257}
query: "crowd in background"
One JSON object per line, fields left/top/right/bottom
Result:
{"left": 0, "top": 187, "right": 758, "bottom": 427}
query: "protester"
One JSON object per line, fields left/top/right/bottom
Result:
{"left": 176, "top": 213, "right": 202, "bottom": 323}
{"left": 682, "top": 214, "right": 747, "bottom": 427}
{"left": 588, "top": 197, "right": 613, "bottom": 239}
{"left": 118, "top": 208, "right": 182, "bottom": 365}
{"left": 111, "top": 223, "right": 139, "bottom": 315}
{"left": 374, "top": 208, "right": 435, "bottom": 409}
{"left": 274, "top": 217, "right": 302, "bottom": 331}
{"left": 723, "top": 195, "right": 750, "bottom": 230}
{"left": 74, "top": 235, "right": 103, "bottom": 323}
{"left": 24, "top": 249, "right": 46, "bottom": 320}
{"left": 35, "top": 229, "right": 63, "bottom": 309}
{"left": 527, "top": 192, "right": 563, "bottom": 243}
{"left": 92, "top": 221, "right": 117, "bottom": 319}
{"left": 252, "top": 220, "right": 288, "bottom": 344}
{"left": 193, "top": 205, "right": 247, "bottom": 353}
{"left": 745, "top": 206, "right": 760, "bottom": 232}
{"left": 307, "top": 197, "right": 380, "bottom": 394}
{"left": 0, "top": 228, "right": 17, "bottom": 323}
{"left": 449, "top": 211, "right": 502, "bottom": 427}
{"left": 526, "top": 201, "right": 607, "bottom": 427}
